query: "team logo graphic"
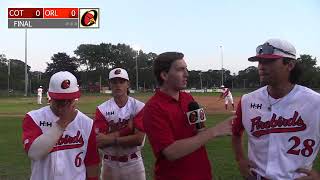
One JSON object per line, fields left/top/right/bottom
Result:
{"left": 189, "top": 111, "right": 198, "bottom": 123}
{"left": 199, "top": 109, "right": 205, "bottom": 120}
{"left": 79, "top": 8, "right": 99, "bottom": 28}
{"left": 115, "top": 69, "right": 121, "bottom": 75}
{"left": 187, "top": 108, "right": 207, "bottom": 125}
{"left": 61, "top": 80, "right": 70, "bottom": 89}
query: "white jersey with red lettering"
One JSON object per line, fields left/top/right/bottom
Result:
{"left": 222, "top": 88, "right": 232, "bottom": 98}
{"left": 95, "top": 96, "right": 145, "bottom": 167}
{"left": 37, "top": 88, "right": 43, "bottom": 96}
{"left": 235, "top": 85, "right": 320, "bottom": 180}
{"left": 222, "top": 88, "right": 234, "bottom": 104}
{"left": 22, "top": 106, "right": 99, "bottom": 180}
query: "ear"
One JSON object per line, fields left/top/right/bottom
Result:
{"left": 160, "top": 71, "right": 168, "bottom": 82}
{"left": 287, "top": 60, "right": 296, "bottom": 72}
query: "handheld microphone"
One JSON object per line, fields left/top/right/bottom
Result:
{"left": 187, "top": 101, "right": 206, "bottom": 130}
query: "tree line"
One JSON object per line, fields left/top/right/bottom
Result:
{"left": 0, "top": 43, "right": 319, "bottom": 95}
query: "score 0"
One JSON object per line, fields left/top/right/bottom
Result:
{"left": 8, "top": 8, "right": 43, "bottom": 18}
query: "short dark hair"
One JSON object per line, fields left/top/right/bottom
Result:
{"left": 153, "top": 52, "right": 184, "bottom": 86}
{"left": 283, "top": 57, "right": 301, "bottom": 84}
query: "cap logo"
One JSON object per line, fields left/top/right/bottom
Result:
{"left": 114, "top": 69, "right": 121, "bottom": 75}
{"left": 61, "top": 80, "right": 71, "bottom": 89}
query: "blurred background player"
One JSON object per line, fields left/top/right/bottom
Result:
{"left": 22, "top": 71, "right": 100, "bottom": 180}
{"left": 46, "top": 91, "right": 51, "bottom": 104}
{"left": 232, "top": 38, "right": 320, "bottom": 179}
{"left": 94, "top": 68, "right": 146, "bottom": 180}
{"left": 219, "top": 85, "right": 234, "bottom": 111}
{"left": 37, "top": 86, "right": 43, "bottom": 105}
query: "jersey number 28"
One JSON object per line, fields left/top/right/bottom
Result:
{"left": 287, "top": 136, "right": 315, "bottom": 157}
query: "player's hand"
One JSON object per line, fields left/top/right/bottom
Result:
{"left": 96, "top": 132, "right": 116, "bottom": 148}
{"left": 211, "top": 116, "right": 234, "bottom": 137}
{"left": 295, "top": 168, "right": 320, "bottom": 180}
{"left": 236, "top": 158, "right": 257, "bottom": 178}
{"left": 56, "top": 100, "right": 77, "bottom": 129}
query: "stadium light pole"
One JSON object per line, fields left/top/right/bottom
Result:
{"left": 132, "top": 45, "right": 141, "bottom": 92}
{"left": 220, "top": 45, "right": 224, "bottom": 86}
{"left": 7, "top": 59, "right": 10, "bottom": 96}
{"left": 199, "top": 72, "right": 203, "bottom": 89}
{"left": 24, "top": 29, "right": 28, "bottom": 96}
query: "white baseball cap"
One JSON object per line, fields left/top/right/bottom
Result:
{"left": 248, "top": 38, "right": 296, "bottom": 61}
{"left": 109, "top": 68, "right": 129, "bottom": 80}
{"left": 220, "top": 85, "right": 225, "bottom": 88}
{"left": 48, "top": 71, "right": 80, "bottom": 100}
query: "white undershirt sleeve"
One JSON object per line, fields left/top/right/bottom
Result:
{"left": 28, "top": 123, "right": 64, "bottom": 160}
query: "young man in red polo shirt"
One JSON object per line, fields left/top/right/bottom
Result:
{"left": 143, "top": 52, "right": 232, "bottom": 180}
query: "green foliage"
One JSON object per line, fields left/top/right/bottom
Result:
{"left": 297, "top": 54, "right": 320, "bottom": 88}
{"left": 0, "top": 49, "right": 319, "bottom": 95}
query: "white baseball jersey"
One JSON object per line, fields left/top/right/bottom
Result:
{"left": 37, "top": 88, "right": 43, "bottom": 96}
{"left": 233, "top": 85, "right": 320, "bottom": 180}
{"left": 22, "top": 106, "right": 100, "bottom": 180}
{"left": 94, "top": 96, "right": 145, "bottom": 167}
{"left": 222, "top": 88, "right": 232, "bottom": 98}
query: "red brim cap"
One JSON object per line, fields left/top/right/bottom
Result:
{"left": 49, "top": 91, "right": 81, "bottom": 100}
{"left": 248, "top": 54, "right": 283, "bottom": 62}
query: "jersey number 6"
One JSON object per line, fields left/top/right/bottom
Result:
{"left": 75, "top": 152, "right": 84, "bottom": 167}
{"left": 287, "top": 136, "right": 315, "bottom": 157}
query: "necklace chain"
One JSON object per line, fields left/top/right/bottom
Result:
{"left": 267, "top": 93, "right": 283, "bottom": 111}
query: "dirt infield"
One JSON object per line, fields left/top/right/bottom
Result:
{"left": 193, "top": 96, "right": 240, "bottom": 114}
{"left": 131, "top": 95, "right": 240, "bottom": 115}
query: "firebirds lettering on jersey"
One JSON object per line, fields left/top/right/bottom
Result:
{"left": 51, "top": 130, "right": 84, "bottom": 152}
{"left": 250, "top": 111, "right": 306, "bottom": 138}
{"left": 109, "top": 118, "right": 130, "bottom": 132}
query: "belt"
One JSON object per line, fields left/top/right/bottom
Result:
{"left": 250, "top": 171, "right": 270, "bottom": 180}
{"left": 103, "top": 153, "right": 138, "bottom": 162}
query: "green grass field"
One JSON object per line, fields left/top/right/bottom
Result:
{"left": 0, "top": 94, "right": 320, "bottom": 180}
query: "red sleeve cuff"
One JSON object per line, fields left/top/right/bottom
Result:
{"left": 94, "top": 108, "right": 108, "bottom": 134}
{"left": 87, "top": 177, "right": 98, "bottom": 180}
{"left": 232, "top": 98, "right": 245, "bottom": 136}
{"left": 22, "top": 114, "right": 43, "bottom": 153}
{"left": 84, "top": 125, "right": 100, "bottom": 166}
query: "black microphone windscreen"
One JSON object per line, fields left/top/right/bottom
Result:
{"left": 188, "top": 101, "right": 200, "bottom": 111}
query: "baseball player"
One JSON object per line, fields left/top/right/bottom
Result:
{"left": 22, "top": 71, "right": 100, "bottom": 180}
{"left": 219, "top": 85, "right": 234, "bottom": 111}
{"left": 37, "top": 86, "right": 43, "bottom": 104}
{"left": 94, "top": 68, "right": 146, "bottom": 180}
{"left": 232, "top": 38, "right": 320, "bottom": 180}
{"left": 46, "top": 91, "right": 51, "bottom": 104}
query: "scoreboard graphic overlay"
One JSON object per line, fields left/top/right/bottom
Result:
{"left": 8, "top": 8, "right": 99, "bottom": 29}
